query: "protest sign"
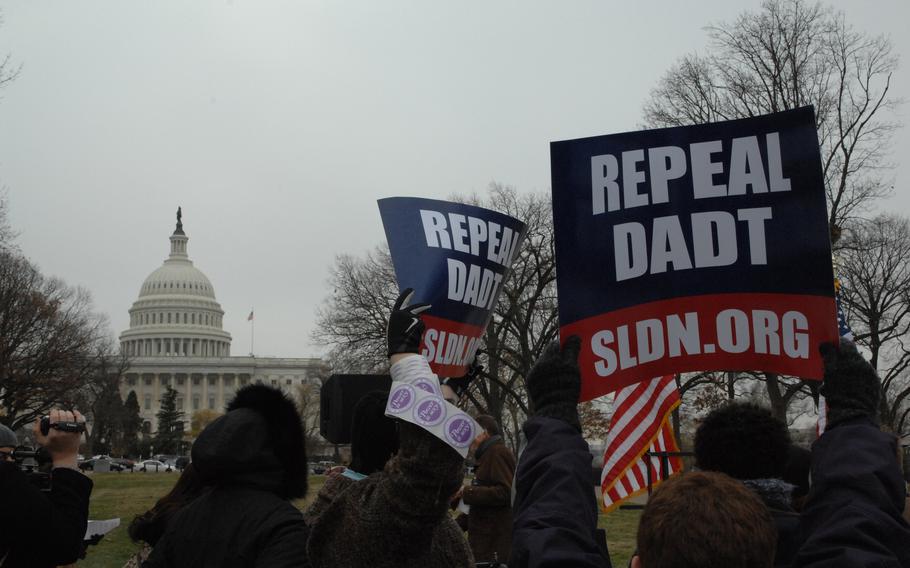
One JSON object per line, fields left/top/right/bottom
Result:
{"left": 378, "top": 197, "right": 527, "bottom": 377}
{"left": 550, "top": 107, "right": 837, "bottom": 401}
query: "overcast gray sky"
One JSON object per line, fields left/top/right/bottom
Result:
{"left": 0, "top": 1, "right": 907, "bottom": 358}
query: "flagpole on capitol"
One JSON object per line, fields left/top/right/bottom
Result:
{"left": 248, "top": 308, "right": 255, "bottom": 357}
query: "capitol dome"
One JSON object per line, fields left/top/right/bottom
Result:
{"left": 119, "top": 210, "right": 232, "bottom": 358}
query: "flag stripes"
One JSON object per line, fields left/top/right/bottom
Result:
{"left": 601, "top": 375, "right": 682, "bottom": 513}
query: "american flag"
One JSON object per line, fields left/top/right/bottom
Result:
{"left": 601, "top": 375, "right": 682, "bottom": 512}
{"left": 818, "top": 279, "right": 854, "bottom": 436}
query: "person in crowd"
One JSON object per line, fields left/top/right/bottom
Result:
{"left": 454, "top": 414, "right": 516, "bottom": 563}
{"left": 794, "top": 341, "right": 910, "bottom": 566}
{"left": 0, "top": 410, "right": 93, "bottom": 568}
{"left": 306, "top": 289, "right": 473, "bottom": 567}
{"left": 632, "top": 470, "right": 777, "bottom": 568}
{"left": 0, "top": 424, "right": 16, "bottom": 463}
{"left": 303, "top": 390, "right": 399, "bottom": 525}
{"left": 510, "top": 336, "right": 611, "bottom": 567}
{"left": 694, "top": 401, "right": 800, "bottom": 565}
{"left": 144, "top": 385, "right": 310, "bottom": 568}
{"left": 123, "top": 464, "right": 207, "bottom": 567}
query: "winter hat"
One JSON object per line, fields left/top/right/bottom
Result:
{"left": 193, "top": 384, "right": 308, "bottom": 499}
{"left": 695, "top": 402, "right": 791, "bottom": 480}
{"left": 0, "top": 423, "right": 17, "bottom": 448}
{"left": 525, "top": 336, "right": 582, "bottom": 431}
{"left": 349, "top": 390, "right": 399, "bottom": 476}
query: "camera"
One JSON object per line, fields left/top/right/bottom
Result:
{"left": 10, "top": 446, "right": 53, "bottom": 491}
{"left": 39, "top": 415, "right": 86, "bottom": 437}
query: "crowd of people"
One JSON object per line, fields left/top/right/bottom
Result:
{"left": 1, "top": 288, "right": 909, "bottom": 567}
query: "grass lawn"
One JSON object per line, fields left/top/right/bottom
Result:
{"left": 600, "top": 508, "right": 641, "bottom": 567}
{"left": 82, "top": 472, "right": 639, "bottom": 567}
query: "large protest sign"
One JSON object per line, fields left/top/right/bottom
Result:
{"left": 551, "top": 107, "right": 837, "bottom": 401}
{"left": 379, "top": 197, "right": 527, "bottom": 377}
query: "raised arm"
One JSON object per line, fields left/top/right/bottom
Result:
{"left": 511, "top": 337, "right": 610, "bottom": 568}
{"left": 795, "top": 342, "right": 910, "bottom": 567}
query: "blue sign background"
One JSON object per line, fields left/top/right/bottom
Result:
{"left": 378, "top": 197, "right": 527, "bottom": 328}
{"left": 551, "top": 107, "right": 833, "bottom": 325}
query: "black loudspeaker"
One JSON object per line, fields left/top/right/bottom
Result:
{"left": 320, "top": 374, "right": 392, "bottom": 444}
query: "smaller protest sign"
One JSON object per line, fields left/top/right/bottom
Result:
{"left": 550, "top": 107, "right": 838, "bottom": 401}
{"left": 379, "top": 197, "right": 527, "bottom": 377}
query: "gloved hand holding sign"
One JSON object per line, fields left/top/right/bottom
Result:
{"left": 387, "top": 288, "right": 431, "bottom": 357}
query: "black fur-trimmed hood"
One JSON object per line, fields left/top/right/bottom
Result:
{"left": 192, "top": 384, "right": 308, "bottom": 499}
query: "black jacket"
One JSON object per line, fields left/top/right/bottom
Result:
{"left": 511, "top": 417, "right": 611, "bottom": 568}
{"left": 794, "top": 417, "right": 910, "bottom": 567}
{"left": 144, "top": 483, "right": 309, "bottom": 568}
{"left": 145, "top": 386, "right": 310, "bottom": 568}
{"left": 0, "top": 462, "right": 93, "bottom": 568}
{"left": 770, "top": 507, "right": 801, "bottom": 567}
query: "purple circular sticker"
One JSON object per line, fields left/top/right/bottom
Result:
{"left": 413, "top": 396, "right": 447, "bottom": 427}
{"left": 414, "top": 378, "right": 438, "bottom": 394}
{"left": 444, "top": 415, "right": 475, "bottom": 448}
{"left": 387, "top": 384, "right": 416, "bottom": 414}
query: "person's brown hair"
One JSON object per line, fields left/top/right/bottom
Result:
{"left": 637, "top": 471, "right": 776, "bottom": 568}
{"left": 474, "top": 414, "right": 501, "bottom": 437}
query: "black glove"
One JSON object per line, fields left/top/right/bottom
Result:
{"left": 441, "top": 357, "right": 484, "bottom": 399}
{"left": 819, "top": 340, "right": 881, "bottom": 428}
{"left": 525, "top": 336, "right": 582, "bottom": 431}
{"left": 387, "top": 288, "right": 431, "bottom": 358}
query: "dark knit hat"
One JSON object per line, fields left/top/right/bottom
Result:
{"left": 193, "top": 384, "right": 308, "bottom": 499}
{"left": 695, "top": 402, "right": 791, "bottom": 480}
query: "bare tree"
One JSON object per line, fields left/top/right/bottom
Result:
{"left": 0, "top": 189, "right": 18, "bottom": 252}
{"left": 0, "top": 10, "right": 20, "bottom": 97}
{"left": 0, "top": 251, "right": 112, "bottom": 429}
{"left": 643, "top": 0, "right": 901, "bottom": 232}
{"left": 838, "top": 215, "right": 910, "bottom": 435}
{"left": 460, "top": 185, "right": 558, "bottom": 426}
{"left": 313, "top": 246, "right": 398, "bottom": 373}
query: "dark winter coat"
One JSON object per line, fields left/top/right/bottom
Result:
{"left": 458, "top": 435, "right": 515, "bottom": 562}
{"left": 511, "top": 417, "right": 611, "bottom": 568}
{"left": 145, "top": 385, "right": 310, "bottom": 568}
{"left": 0, "top": 463, "right": 93, "bottom": 568}
{"left": 306, "top": 422, "right": 474, "bottom": 568}
{"left": 794, "top": 417, "right": 910, "bottom": 567}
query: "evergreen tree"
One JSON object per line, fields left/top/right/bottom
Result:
{"left": 122, "top": 390, "right": 143, "bottom": 456}
{"left": 153, "top": 386, "right": 185, "bottom": 454}
{"left": 90, "top": 376, "right": 125, "bottom": 456}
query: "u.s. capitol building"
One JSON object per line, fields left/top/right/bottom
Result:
{"left": 119, "top": 210, "right": 326, "bottom": 433}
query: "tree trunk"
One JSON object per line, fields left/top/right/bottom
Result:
{"left": 672, "top": 374, "right": 683, "bottom": 448}
{"left": 764, "top": 373, "right": 788, "bottom": 422}
{"left": 726, "top": 371, "right": 737, "bottom": 400}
